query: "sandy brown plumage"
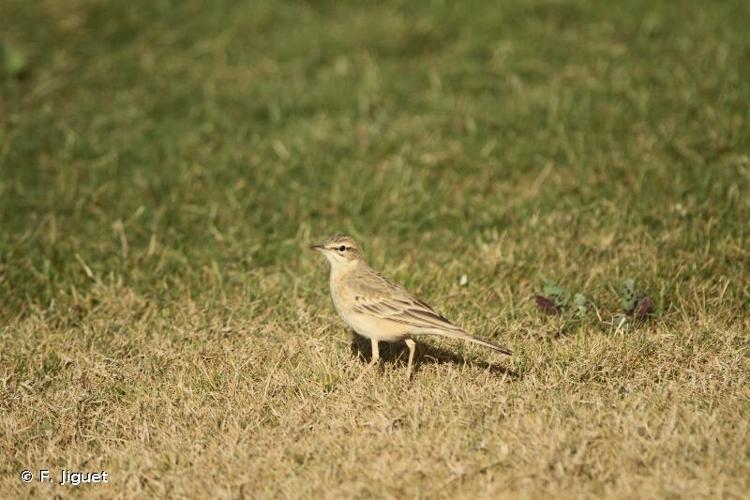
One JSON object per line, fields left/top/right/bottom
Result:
{"left": 311, "top": 234, "right": 512, "bottom": 378}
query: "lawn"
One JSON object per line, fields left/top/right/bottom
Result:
{"left": 1, "top": 0, "right": 749, "bottom": 498}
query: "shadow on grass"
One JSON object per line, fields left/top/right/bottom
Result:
{"left": 349, "top": 332, "right": 519, "bottom": 379}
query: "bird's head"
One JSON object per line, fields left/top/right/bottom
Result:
{"left": 310, "top": 234, "right": 364, "bottom": 268}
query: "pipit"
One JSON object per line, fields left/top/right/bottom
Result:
{"left": 311, "top": 234, "right": 512, "bottom": 379}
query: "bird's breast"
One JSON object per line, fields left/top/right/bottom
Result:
{"left": 328, "top": 271, "right": 407, "bottom": 342}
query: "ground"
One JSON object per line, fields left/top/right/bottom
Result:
{"left": 1, "top": 0, "right": 749, "bottom": 498}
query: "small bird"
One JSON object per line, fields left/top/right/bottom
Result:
{"left": 310, "top": 234, "right": 512, "bottom": 379}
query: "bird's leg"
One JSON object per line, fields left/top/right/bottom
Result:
{"left": 404, "top": 338, "right": 416, "bottom": 380}
{"left": 370, "top": 338, "right": 380, "bottom": 366}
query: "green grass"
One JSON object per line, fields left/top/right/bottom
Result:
{"left": 1, "top": 0, "right": 749, "bottom": 497}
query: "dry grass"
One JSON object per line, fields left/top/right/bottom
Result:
{"left": 2, "top": 281, "right": 748, "bottom": 498}
{"left": 2, "top": 0, "right": 750, "bottom": 498}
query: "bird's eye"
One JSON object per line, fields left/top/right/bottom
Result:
{"left": 338, "top": 245, "right": 346, "bottom": 252}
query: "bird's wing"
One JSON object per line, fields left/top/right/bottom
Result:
{"left": 350, "top": 271, "right": 464, "bottom": 333}
{"left": 350, "top": 267, "right": 513, "bottom": 355}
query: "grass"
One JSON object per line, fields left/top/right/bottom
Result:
{"left": 1, "top": 0, "right": 749, "bottom": 497}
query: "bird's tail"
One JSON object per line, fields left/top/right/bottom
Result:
{"left": 417, "top": 327, "right": 513, "bottom": 356}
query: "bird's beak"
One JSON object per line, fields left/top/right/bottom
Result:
{"left": 309, "top": 244, "right": 324, "bottom": 251}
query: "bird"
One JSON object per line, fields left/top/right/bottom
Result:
{"left": 310, "top": 234, "right": 512, "bottom": 379}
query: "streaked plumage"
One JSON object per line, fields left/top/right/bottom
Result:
{"left": 311, "top": 234, "right": 512, "bottom": 379}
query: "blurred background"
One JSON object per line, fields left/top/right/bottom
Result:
{"left": 1, "top": 0, "right": 749, "bottom": 313}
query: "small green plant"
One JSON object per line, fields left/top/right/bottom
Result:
{"left": 616, "top": 279, "right": 655, "bottom": 321}
{"left": 534, "top": 278, "right": 654, "bottom": 326}
{"left": 618, "top": 279, "right": 639, "bottom": 314}
{"left": 534, "top": 280, "right": 569, "bottom": 315}
{"left": 573, "top": 293, "right": 589, "bottom": 317}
